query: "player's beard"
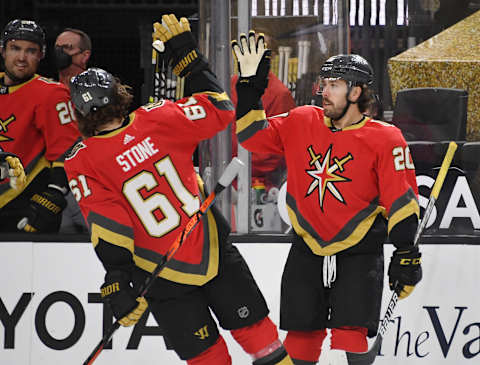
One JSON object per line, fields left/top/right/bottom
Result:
{"left": 322, "top": 98, "right": 347, "bottom": 120}
{"left": 4, "top": 67, "right": 34, "bottom": 85}
{"left": 4, "top": 57, "right": 38, "bottom": 85}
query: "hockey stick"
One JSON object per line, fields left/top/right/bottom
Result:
{"left": 83, "top": 157, "right": 244, "bottom": 365}
{"left": 346, "top": 141, "right": 458, "bottom": 365}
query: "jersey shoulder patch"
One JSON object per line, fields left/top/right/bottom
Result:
{"left": 38, "top": 76, "right": 63, "bottom": 86}
{"left": 140, "top": 100, "right": 166, "bottom": 112}
{"left": 65, "top": 141, "right": 87, "bottom": 160}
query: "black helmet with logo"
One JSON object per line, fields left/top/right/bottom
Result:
{"left": 1, "top": 19, "right": 46, "bottom": 54}
{"left": 69, "top": 67, "right": 115, "bottom": 117}
{"left": 320, "top": 54, "right": 374, "bottom": 86}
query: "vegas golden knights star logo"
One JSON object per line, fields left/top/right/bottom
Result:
{"left": 306, "top": 144, "right": 353, "bottom": 210}
{"left": 194, "top": 325, "right": 209, "bottom": 340}
{"left": 0, "top": 115, "right": 15, "bottom": 142}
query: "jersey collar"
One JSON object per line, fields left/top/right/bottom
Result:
{"left": 324, "top": 115, "right": 369, "bottom": 132}
{"left": 0, "top": 73, "right": 39, "bottom": 94}
{"left": 93, "top": 112, "right": 136, "bottom": 138}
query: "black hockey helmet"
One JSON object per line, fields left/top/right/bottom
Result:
{"left": 69, "top": 67, "right": 115, "bottom": 117}
{"left": 1, "top": 19, "right": 46, "bottom": 54}
{"left": 320, "top": 54, "right": 373, "bottom": 86}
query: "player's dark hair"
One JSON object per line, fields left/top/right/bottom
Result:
{"left": 356, "top": 84, "right": 376, "bottom": 114}
{"left": 75, "top": 80, "right": 133, "bottom": 138}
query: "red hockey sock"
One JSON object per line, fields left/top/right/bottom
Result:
{"left": 283, "top": 329, "right": 326, "bottom": 362}
{"left": 230, "top": 317, "right": 279, "bottom": 354}
{"left": 187, "top": 336, "right": 232, "bottom": 365}
{"left": 330, "top": 326, "right": 368, "bottom": 353}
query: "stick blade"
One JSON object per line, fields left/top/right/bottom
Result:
{"left": 346, "top": 337, "right": 382, "bottom": 365}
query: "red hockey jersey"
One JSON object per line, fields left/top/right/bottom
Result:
{"left": 65, "top": 92, "right": 234, "bottom": 285}
{"left": 237, "top": 105, "right": 419, "bottom": 255}
{"left": 0, "top": 74, "right": 80, "bottom": 207}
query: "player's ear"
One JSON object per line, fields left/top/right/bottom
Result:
{"left": 349, "top": 85, "right": 362, "bottom": 102}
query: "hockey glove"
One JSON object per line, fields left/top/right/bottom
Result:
{"left": 388, "top": 247, "right": 422, "bottom": 299}
{"left": 19, "top": 185, "right": 67, "bottom": 233}
{"left": 0, "top": 151, "right": 27, "bottom": 191}
{"left": 231, "top": 30, "right": 271, "bottom": 94}
{"left": 100, "top": 270, "right": 148, "bottom": 327}
{"left": 153, "top": 14, "right": 208, "bottom": 77}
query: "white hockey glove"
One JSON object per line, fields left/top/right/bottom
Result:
{"left": 152, "top": 14, "right": 208, "bottom": 77}
{"left": 0, "top": 151, "right": 27, "bottom": 191}
{"left": 231, "top": 30, "right": 271, "bottom": 93}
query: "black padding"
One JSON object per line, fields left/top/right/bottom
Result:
{"left": 392, "top": 88, "right": 468, "bottom": 141}
{"left": 461, "top": 142, "right": 480, "bottom": 175}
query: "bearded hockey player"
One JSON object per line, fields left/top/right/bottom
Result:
{"left": 0, "top": 19, "right": 80, "bottom": 232}
{"left": 232, "top": 31, "right": 422, "bottom": 365}
{"left": 64, "top": 14, "right": 293, "bottom": 365}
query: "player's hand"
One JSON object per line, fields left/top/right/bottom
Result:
{"left": 0, "top": 151, "right": 27, "bottom": 191}
{"left": 19, "top": 185, "right": 67, "bottom": 232}
{"left": 101, "top": 270, "right": 148, "bottom": 327}
{"left": 152, "top": 14, "right": 208, "bottom": 77}
{"left": 231, "top": 30, "right": 271, "bottom": 93}
{"left": 388, "top": 247, "right": 422, "bottom": 299}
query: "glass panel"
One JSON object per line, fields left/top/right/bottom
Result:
{"left": 230, "top": 0, "right": 351, "bottom": 233}
{"left": 197, "top": 0, "right": 480, "bottom": 237}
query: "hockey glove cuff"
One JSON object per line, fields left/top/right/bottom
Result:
{"left": 100, "top": 270, "right": 148, "bottom": 327}
{"left": 153, "top": 14, "right": 209, "bottom": 77}
{"left": 19, "top": 185, "right": 67, "bottom": 233}
{"left": 0, "top": 152, "right": 27, "bottom": 191}
{"left": 388, "top": 247, "right": 422, "bottom": 299}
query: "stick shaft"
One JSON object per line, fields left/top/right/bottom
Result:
{"left": 346, "top": 141, "right": 457, "bottom": 365}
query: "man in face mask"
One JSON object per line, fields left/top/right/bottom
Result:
{"left": 54, "top": 28, "right": 92, "bottom": 234}
{"left": 54, "top": 28, "right": 92, "bottom": 86}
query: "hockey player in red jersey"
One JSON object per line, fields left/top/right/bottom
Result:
{"left": 232, "top": 32, "right": 422, "bottom": 364}
{"left": 64, "top": 14, "right": 293, "bottom": 365}
{"left": 0, "top": 19, "right": 80, "bottom": 232}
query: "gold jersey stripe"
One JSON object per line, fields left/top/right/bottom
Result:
{"left": 90, "top": 223, "right": 134, "bottom": 252}
{"left": 388, "top": 198, "right": 420, "bottom": 234}
{"left": 236, "top": 109, "right": 267, "bottom": 134}
{"left": 288, "top": 205, "right": 385, "bottom": 256}
{"left": 134, "top": 208, "right": 219, "bottom": 286}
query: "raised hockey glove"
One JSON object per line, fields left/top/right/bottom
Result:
{"left": 19, "top": 185, "right": 67, "bottom": 232}
{"left": 100, "top": 270, "right": 148, "bottom": 327}
{"left": 388, "top": 247, "right": 422, "bottom": 299}
{"left": 0, "top": 151, "right": 27, "bottom": 191}
{"left": 231, "top": 30, "right": 271, "bottom": 94}
{"left": 153, "top": 14, "right": 208, "bottom": 77}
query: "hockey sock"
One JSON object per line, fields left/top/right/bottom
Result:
{"left": 186, "top": 336, "right": 232, "bottom": 365}
{"left": 230, "top": 317, "right": 293, "bottom": 364}
{"left": 330, "top": 326, "right": 368, "bottom": 353}
{"left": 283, "top": 329, "right": 326, "bottom": 364}
{"left": 230, "top": 317, "right": 278, "bottom": 354}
